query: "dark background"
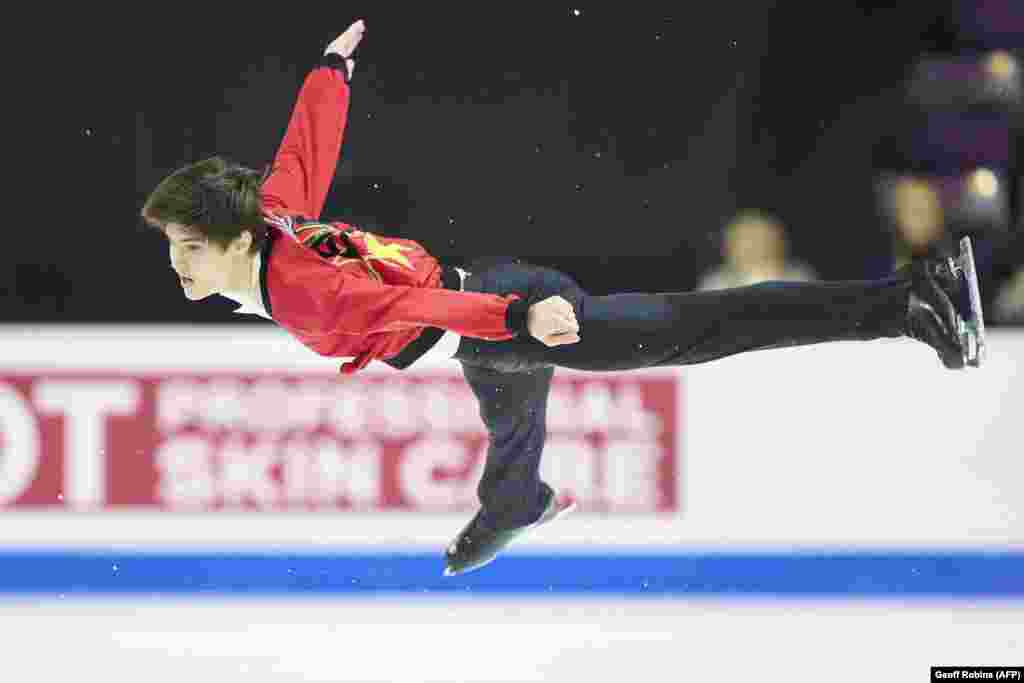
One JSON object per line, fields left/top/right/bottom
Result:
{"left": 10, "top": 3, "right": 1019, "bottom": 323}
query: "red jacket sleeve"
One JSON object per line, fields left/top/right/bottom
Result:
{"left": 261, "top": 55, "right": 350, "bottom": 220}
{"left": 295, "top": 272, "right": 531, "bottom": 341}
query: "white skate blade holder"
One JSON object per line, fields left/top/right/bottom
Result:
{"left": 952, "top": 236, "right": 988, "bottom": 368}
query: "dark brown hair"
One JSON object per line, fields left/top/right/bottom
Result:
{"left": 141, "top": 156, "right": 271, "bottom": 253}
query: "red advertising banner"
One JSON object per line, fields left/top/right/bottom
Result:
{"left": 0, "top": 372, "right": 678, "bottom": 513}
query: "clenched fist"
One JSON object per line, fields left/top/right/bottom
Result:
{"left": 528, "top": 295, "right": 580, "bottom": 346}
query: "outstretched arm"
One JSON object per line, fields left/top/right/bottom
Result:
{"left": 261, "top": 20, "right": 366, "bottom": 220}
{"left": 296, "top": 271, "right": 580, "bottom": 346}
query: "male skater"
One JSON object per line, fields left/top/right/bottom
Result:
{"left": 141, "top": 20, "right": 986, "bottom": 576}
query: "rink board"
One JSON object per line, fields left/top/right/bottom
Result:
{"left": 0, "top": 326, "right": 1022, "bottom": 598}
{"left": 0, "top": 550, "right": 1020, "bottom": 597}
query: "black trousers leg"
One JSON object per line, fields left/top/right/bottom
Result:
{"left": 460, "top": 362, "right": 554, "bottom": 531}
{"left": 455, "top": 260, "right": 911, "bottom": 372}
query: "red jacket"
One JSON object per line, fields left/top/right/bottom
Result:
{"left": 257, "top": 54, "right": 528, "bottom": 374}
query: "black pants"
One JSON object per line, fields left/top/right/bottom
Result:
{"left": 454, "top": 259, "right": 911, "bottom": 530}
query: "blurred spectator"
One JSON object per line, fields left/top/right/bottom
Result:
{"left": 988, "top": 215, "right": 1024, "bottom": 324}
{"left": 697, "top": 210, "right": 817, "bottom": 291}
{"left": 951, "top": 0, "right": 1024, "bottom": 51}
{"left": 993, "top": 265, "right": 1024, "bottom": 323}
{"left": 881, "top": 173, "right": 1024, "bottom": 324}
{"left": 906, "top": 50, "right": 1021, "bottom": 111}
{"left": 884, "top": 176, "right": 949, "bottom": 269}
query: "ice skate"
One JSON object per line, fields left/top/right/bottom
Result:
{"left": 905, "top": 236, "right": 987, "bottom": 370}
{"left": 942, "top": 236, "right": 988, "bottom": 368}
{"left": 443, "top": 483, "right": 576, "bottom": 577}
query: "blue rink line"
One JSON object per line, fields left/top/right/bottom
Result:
{"left": 0, "top": 552, "right": 1021, "bottom": 597}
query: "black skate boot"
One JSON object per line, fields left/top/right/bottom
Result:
{"left": 905, "top": 255, "right": 967, "bottom": 369}
{"left": 443, "top": 482, "right": 575, "bottom": 577}
{"left": 903, "top": 236, "right": 987, "bottom": 369}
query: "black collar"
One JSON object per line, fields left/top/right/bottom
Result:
{"left": 259, "top": 231, "right": 275, "bottom": 318}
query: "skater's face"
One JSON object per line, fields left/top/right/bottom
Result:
{"left": 165, "top": 222, "right": 250, "bottom": 300}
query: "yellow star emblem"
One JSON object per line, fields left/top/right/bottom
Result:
{"left": 363, "top": 233, "right": 414, "bottom": 270}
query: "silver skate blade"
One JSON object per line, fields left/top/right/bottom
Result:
{"left": 957, "top": 236, "right": 987, "bottom": 367}
{"left": 444, "top": 553, "right": 498, "bottom": 578}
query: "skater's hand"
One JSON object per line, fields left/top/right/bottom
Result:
{"left": 324, "top": 19, "right": 366, "bottom": 78}
{"left": 528, "top": 296, "right": 580, "bottom": 346}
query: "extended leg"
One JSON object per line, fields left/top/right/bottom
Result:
{"left": 458, "top": 263, "right": 912, "bottom": 372}
{"left": 545, "top": 277, "right": 912, "bottom": 371}
{"left": 455, "top": 259, "right": 968, "bottom": 373}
